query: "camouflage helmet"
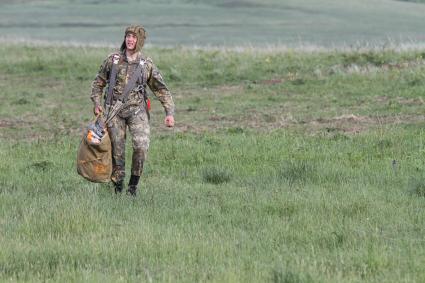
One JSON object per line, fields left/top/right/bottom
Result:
{"left": 120, "top": 25, "right": 146, "bottom": 52}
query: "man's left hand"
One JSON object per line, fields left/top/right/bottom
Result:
{"left": 164, "top": 115, "right": 175, "bottom": 127}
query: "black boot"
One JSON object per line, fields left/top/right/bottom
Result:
{"left": 114, "top": 180, "right": 124, "bottom": 194}
{"left": 127, "top": 185, "right": 137, "bottom": 196}
{"left": 127, "top": 175, "right": 140, "bottom": 196}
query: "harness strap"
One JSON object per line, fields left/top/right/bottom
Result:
{"left": 120, "top": 58, "right": 145, "bottom": 103}
{"left": 105, "top": 54, "right": 120, "bottom": 109}
{"left": 139, "top": 64, "right": 150, "bottom": 119}
{"left": 105, "top": 58, "right": 146, "bottom": 124}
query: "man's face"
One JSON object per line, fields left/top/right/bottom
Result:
{"left": 125, "top": 33, "right": 137, "bottom": 51}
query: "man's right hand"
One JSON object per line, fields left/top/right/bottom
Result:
{"left": 94, "top": 105, "right": 103, "bottom": 115}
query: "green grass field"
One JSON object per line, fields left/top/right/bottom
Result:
{"left": 1, "top": 0, "right": 425, "bottom": 281}
{"left": 1, "top": 0, "right": 425, "bottom": 47}
{"left": 1, "top": 43, "right": 425, "bottom": 282}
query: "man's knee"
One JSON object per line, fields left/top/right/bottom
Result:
{"left": 133, "top": 134, "right": 150, "bottom": 153}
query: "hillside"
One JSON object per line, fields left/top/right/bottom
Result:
{"left": 0, "top": 0, "right": 425, "bottom": 47}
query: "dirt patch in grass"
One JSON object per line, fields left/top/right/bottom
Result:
{"left": 307, "top": 114, "right": 425, "bottom": 134}
{"left": 397, "top": 97, "right": 425, "bottom": 106}
{"left": 2, "top": 109, "right": 424, "bottom": 141}
{"left": 328, "top": 59, "right": 425, "bottom": 77}
{"left": 376, "top": 96, "right": 425, "bottom": 106}
{"left": 217, "top": 85, "right": 245, "bottom": 91}
{"left": 184, "top": 112, "right": 424, "bottom": 134}
{"left": 0, "top": 117, "right": 37, "bottom": 139}
{"left": 0, "top": 119, "right": 17, "bottom": 128}
{"left": 165, "top": 108, "right": 425, "bottom": 135}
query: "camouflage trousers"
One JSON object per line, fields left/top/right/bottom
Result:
{"left": 107, "top": 105, "right": 150, "bottom": 184}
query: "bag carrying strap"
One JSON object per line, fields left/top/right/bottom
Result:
{"left": 105, "top": 54, "right": 121, "bottom": 110}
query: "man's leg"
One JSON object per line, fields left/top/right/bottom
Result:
{"left": 127, "top": 109, "right": 150, "bottom": 196}
{"left": 108, "top": 115, "right": 127, "bottom": 193}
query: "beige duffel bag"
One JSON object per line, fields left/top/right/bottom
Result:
{"left": 77, "top": 118, "right": 112, "bottom": 183}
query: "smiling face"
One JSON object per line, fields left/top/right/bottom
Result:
{"left": 120, "top": 25, "right": 146, "bottom": 53}
{"left": 125, "top": 32, "right": 138, "bottom": 51}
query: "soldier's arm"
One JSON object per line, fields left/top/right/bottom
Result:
{"left": 91, "top": 56, "right": 112, "bottom": 108}
{"left": 146, "top": 58, "right": 175, "bottom": 117}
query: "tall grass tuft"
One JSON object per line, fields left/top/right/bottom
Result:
{"left": 408, "top": 177, "right": 425, "bottom": 197}
{"left": 202, "top": 166, "right": 232, "bottom": 184}
{"left": 272, "top": 269, "right": 315, "bottom": 283}
{"left": 279, "top": 160, "right": 317, "bottom": 186}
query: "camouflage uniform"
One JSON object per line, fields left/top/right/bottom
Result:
{"left": 91, "top": 26, "right": 174, "bottom": 192}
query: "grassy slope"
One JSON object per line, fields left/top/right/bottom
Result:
{"left": 1, "top": 44, "right": 425, "bottom": 282}
{"left": 0, "top": 0, "right": 425, "bottom": 47}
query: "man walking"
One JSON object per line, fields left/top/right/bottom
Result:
{"left": 91, "top": 25, "right": 175, "bottom": 196}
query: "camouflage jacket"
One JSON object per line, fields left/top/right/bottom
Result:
{"left": 91, "top": 50, "right": 175, "bottom": 116}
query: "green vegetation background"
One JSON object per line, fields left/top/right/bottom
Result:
{"left": 1, "top": 0, "right": 425, "bottom": 282}
{"left": 1, "top": 44, "right": 425, "bottom": 282}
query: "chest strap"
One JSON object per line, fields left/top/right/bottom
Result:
{"left": 120, "top": 58, "right": 145, "bottom": 103}
{"left": 105, "top": 58, "right": 146, "bottom": 123}
{"left": 105, "top": 54, "right": 120, "bottom": 109}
